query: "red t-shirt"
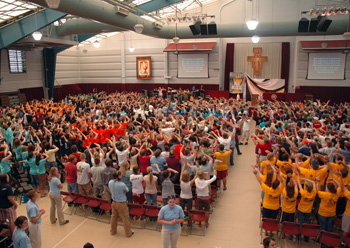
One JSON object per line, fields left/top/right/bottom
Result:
{"left": 65, "top": 162, "right": 77, "bottom": 183}
{"left": 139, "top": 155, "right": 151, "bottom": 174}
{"left": 257, "top": 142, "right": 272, "bottom": 156}
{"left": 174, "top": 144, "right": 183, "bottom": 158}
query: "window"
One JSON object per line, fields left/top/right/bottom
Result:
{"left": 8, "top": 49, "right": 26, "bottom": 73}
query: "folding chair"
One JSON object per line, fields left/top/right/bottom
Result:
{"left": 319, "top": 230, "right": 341, "bottom": 248}
{"left": 128, "top": 203, "right": 145, "bottom": 229}
{"left": 71, "top": 192, "right": 88, "bottom": 216}
{"left": 85, "top": 195, "right": 101, "bottom": 219}
{"left": 143, "top": 204, "right": 160, "bottom": 230}
{"left": 260, "top": 218, "right": 279, "bottom": 244}
{"left": 61, "top": 191, "right": 78, "bottom": 215}
{"left": 189, "top": 209, "right": 207, "bottom": 236}
{"left": 300, "top": 224, "right": 320, "bottom": 245}
{"left": 97, "top": 198, "right": 112, "bottom": 223}
{"left": 279, "top": 222, "right": 300, "bottom": 247}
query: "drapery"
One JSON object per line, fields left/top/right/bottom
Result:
{"left": 245, "top": 74, "right": 285, "bottom": 97}
{"left": 234, "top": 43, "right": 282, "bottom": 79}
{"left": 224, "top": 43, "right": 235, "bottom": 91}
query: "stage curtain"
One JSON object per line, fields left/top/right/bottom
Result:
{"left": 281, "top": 42, "right": 290, "bottom": 93}
{"left": 224, "top": 43, "right": 234, "bottom": 91}
{"left": 234, "top": 43, "right": 281, "bottom": 79}
{"left": 19, "top": 87, "right": 44, "bottom": 101}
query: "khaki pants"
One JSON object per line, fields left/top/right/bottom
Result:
{"left": 162, "top": 226, "right": 181, "bottom": 248}
{"left": 37, "top": 174, "right": 46, "bottom": 192}
{"left": 78, "top": 183, "right": 93, "bottom": 196}
{"left": 49, "top": 193, "right": 66, "bottom": 224}
{"left": 110, "top": 201, "right": 132, "bottom": 237}
{"left": 29, "top": 222, "right": 41, "bottom": 248}
{"left": 103, "top": 185, "right": 112, "bottom": 201}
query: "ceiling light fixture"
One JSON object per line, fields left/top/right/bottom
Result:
{"left": 134, "top": 23, "right": 144, "bottom": 34}
{"left": 93, "top": 40, "right": 100, "bottom": 48}
{"left": 246, "top": 19, "right": 259, "bottom": 30}
{"left": 251, "top": 35, "right": 260, "bottom": 43}
{"left": 129, "top": 47, "right": 135, "bottom": 52}
{"left": 45, "top": 0, "right": 60, "bottom": 8}
{"left": 32, "top": 31, "right": 43, "bottom": 41}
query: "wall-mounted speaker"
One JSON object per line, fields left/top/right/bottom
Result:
{"left": 298, "top": 17, "right": 309, "bottom": 32}
{"left": 200, "top": 23, "right": 208, "bottom": 35}
{"left": 189, "top": 22, "right": 201, "bottom": 35}
{"left": 208, "top": 22, "right": 217, "bottom": 35}
{"left": 317, "top": 16, "right": 332, "bottom": 32}
{"left": 309, "top": 18, "right": 319, "bottom": 32}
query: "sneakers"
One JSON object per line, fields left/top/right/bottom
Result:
{"left": 128, "top": 231, "right": 135, "bottom": 238}
{"left": 60, "top": 220, "right": 69, "bottom": 225}
{"left": 51, "top": 218, "right": 57, "bottom": 224}
{"left": 244, "top": 142, "right": 248, "bottom": 145}
{"left": 237, "top": 152, "right": 242, "bottom": 155}
{"left": 239, "top": 142, "right": 243, "bottom": 145}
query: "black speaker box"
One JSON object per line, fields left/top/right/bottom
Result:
{"left": 317, "top": 16, "right": 332, "bottom": 32}
{"left": 208, "top": 22, "right": 217, "bottom": 35}
{"left": 309, "top": 18, "right": 319, "bottom": 32}
{"left": 200, "top": 23, "right": 208, "bottom": 35}
{"left": 298, "top": 18, "right": 309, "bottom": 32}
{"left": 189, "top": 22, "right": 201, "bottom": 35}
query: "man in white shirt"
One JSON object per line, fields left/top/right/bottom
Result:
{"left": 77, "top": 153, "right": 92, "bottom": 196}
{"left": 240, "top": 115, "right": 251, "bottom": 145}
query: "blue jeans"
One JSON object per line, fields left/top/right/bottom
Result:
{"left": 146, "top": 193, "right": 157, "bottom": 205}
{"left": 67, "top": 182, "right": 78, "bottom": 193}
{"left": 298, "top": 210, "right": 311, "bottom": 241}
{"left": 230, "top": 147, "right": 234, "bottom": 165}
{"left": 30, "top": 174, "right": 39, "bottom": 187}
{"left": 235, "top": 140, "right": 241, "bottom": 154}
{"left": 126, "top": 190, "right": 133, "bottom": 203}
{"left": 319, "top": 214, "right": 334, "bottom": 248}
{"left": 47, "top": 161, "right": 57, "bottom": 168}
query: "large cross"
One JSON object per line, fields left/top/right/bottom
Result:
{"left": 247, "top": 48, "right": 268, "bottom": 75}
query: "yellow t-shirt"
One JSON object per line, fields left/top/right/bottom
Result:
{"left": 293, "top": 159, "right": 310, "bottom": 169}
{"left": 276, "top": 159, "right": 292, "bottom": 175}
{"left": 300, "top": 168, "right": 328, "bottom": 186}
{"left": 344, "top": 190, "right": 350, "bottom": 216}
{"left": 259, "top": 174, "right": 276, "bottom": 184}
{"left": 260, "top": 158, "right": 277, "bottom": 175}
{"left": 327, "top": 175, "right": 350, "bottom": 197}
{"left": 298, "top": 188, "right": 316, "bottom": 213}
{"left": 282, "top": 188, "right": 299, "bottom": 213}
{"left": 214, "top": 151, "right": 231, "bottom": 171}
{"left": 318, "top": 189, "right": 341, "bottom": 217}
{"left": 261, "top": 183, "right": 283, "bottom": 210}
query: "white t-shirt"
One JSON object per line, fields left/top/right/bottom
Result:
{"left": 180, "top": 181, "right": 192, "bottom": 199}
{"left": 243, "top": 119, "right": 251, "bottom": 131}
{"left": 218, "top": 137, "right": 232, "bottom": 150}
{"left": 76, "top": 161, "right": 91, "bottom": 185}
{"left": 116, "top": 149, "right": 129, "bottom": 164}
{"left": 130, "top": 174, "right": 144, "bottom": 194}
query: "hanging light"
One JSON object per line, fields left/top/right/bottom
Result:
{"left": 251, "top": 35, "right": 260, "bottom": 43}
{"left": 134, "top": 24, "right": 144, "bottom": 34}
{"left": 246, "top": 19, "right": 259, "bottom": 30}
{"left": 93, "top": 40, "right": 100, "bottom": 48}
{"left": 129, "top": 47, "right": 135, "bottom": 52}
{"left": 32, "top": 31, "right": 43, "bottom": 41}
{"left": 173, "top": 37, "right": 180, "bottom": 44}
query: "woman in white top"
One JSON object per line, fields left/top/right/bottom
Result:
{"left": 130, "top": 166, "right": 145, "bottom": 205}
{"left": 195, "top": 166, "right": 217, "bottom": 228}
{"left": 143, "top": 166, "right": 158, "bottom": 205}
{"left": 179, "top": 161, "right": 197, "bottom": 211}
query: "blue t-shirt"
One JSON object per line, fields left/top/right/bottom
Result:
{"left": 150, "top": 156, "right": 166, "bottom": 172}
{"left": 109, "top": 180, "right": 128, "bottom": 202}
{"left": 0, "top": 159, "right": 10, "bottom": 174}
{"left": 26, "top": 200, "right": 41, "bottom": 224}
{"left": 37, "top": 159, "right": 47, "bottom": 175}
{"left": 158, "top": 204, "right": 184, "bottom": 231}
{"left": 13, "top": 146, "right": 22, "bottom": 160}
{"left": 49, "top": 177, "right": 61, "bottom": 194}
{"left": 25, "top": 158, "right": 38, "bottom": 175}
{"left": 13, "top": 228, "right": 32, "bottom": 248}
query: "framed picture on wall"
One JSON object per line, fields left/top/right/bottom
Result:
{"left": 136, "top": 56, "right": 152, "bottom": 80}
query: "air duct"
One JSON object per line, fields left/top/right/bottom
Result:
{"left": 27, "top": 0, "right": 349, "bottom": 39}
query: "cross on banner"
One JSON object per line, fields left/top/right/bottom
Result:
{"left": 247, "top": 48, "right": 268, "bottom": 75}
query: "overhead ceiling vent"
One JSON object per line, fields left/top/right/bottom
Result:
{"left": 114, "top": 6, "right": 129, "bottom": 16}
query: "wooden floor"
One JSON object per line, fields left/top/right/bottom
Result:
{"left": 15, "top": 139, "right": 303, "bottom": 248}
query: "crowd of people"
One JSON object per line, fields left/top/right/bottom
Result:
{"left": 0, "top": 89, "right": 348, "bottom": 247}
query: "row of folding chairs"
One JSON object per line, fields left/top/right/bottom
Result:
{"left": 61, "top": 191, "right": 209, "bottom": 236}
{"left": 261, "top": 218, "right": 350, "bottom": 248}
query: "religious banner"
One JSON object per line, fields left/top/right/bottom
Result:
{"left": 234, "top": 43, "right": 282, "bottom": 79}
{"left": 229, "top": 72, "right": 244, "bottom": 94}
{"left": 245, "top": 74, "right": 285, "bottom": 98}
{"left": 137, "top": 56, "right": 152, "bottom": 80}
{"left": 247, "top": 48, "right": 268, "bottom": 75}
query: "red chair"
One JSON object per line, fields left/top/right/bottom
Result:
{"left": 189, "top": 209, "right": 207, "bottom": 236}
{"left": 128, "top": 203, "right": 145, "bottom": 229}
{"left": 335, "top": 215, "right": 342, "bottom": 231}
{"left": 342, "top": 233, "right": 350, "bottom": 248}
{"left": 60, "top": 191, "right": 78, "bottom": 215}
{"left": 279, "top": 222, "right": 300, "bottom": 247}
{"left": 143, "top": 204, "right": 160, "bottom": 230}
{"left": 85, "top": 196, "right": 101, "bottom": 219}
{"left": 260, "top": 218, "right": 279, "bottom": 244}
{"left": 71, "top": 192, "right": 89, "bottom": 216}
{"left": 97, "top": 198, "right": 112, "bottom": 223}
{"left": 320, "top": 230, "right": 341, "bottom": 247}
{"left": 300, "top": 224, "right": 320, "bottom": 244}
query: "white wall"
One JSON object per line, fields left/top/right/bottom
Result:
{"left": 55, "top": 48, "right": 80, "bottom": 85}
{"left": 0, "top": 48, "right": 43, "bottom": 93}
